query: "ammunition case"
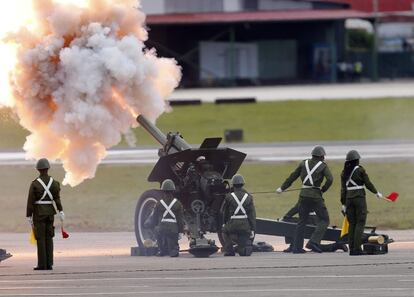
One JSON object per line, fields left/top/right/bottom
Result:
{"left": 368, "top": 235, "right": 385, "bottom": 244}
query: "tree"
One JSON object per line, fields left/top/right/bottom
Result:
{"left": 347, "top": 29, "right": 374, "bottom": 50}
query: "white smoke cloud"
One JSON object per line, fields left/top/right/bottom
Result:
{"left": 1, "top": 0, "right": 181, "bottom": 186}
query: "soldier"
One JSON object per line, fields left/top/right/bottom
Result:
{"left": 276, "top": 146, "right": 333, "bottom": 253}
{"left": 146, "top": 179, "right": 185, "bottom": 257}
{"left": 26, "top": 158, "right": 64, "bottom": 270}
{"left": 281, "top": 201, "right": 347, "bottom": 253}
{"left": 222, "top": 174, "right": 256, "bottom": 256}
{"left": 341, "top": 150, "right": 382, "bottom": 256}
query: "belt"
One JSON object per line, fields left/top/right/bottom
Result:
{"left": 301, "top": 185, "right": 321, "bottom": 189}
{"left": 230, "top": 215, "right": 248, "bottom": 219}
{"left": 347, "top": 186, "right": 365, "bottom": 191}
{"left": 161, "top": 218, "right": 177, "bottom": 223}
{"left": 34, "top": 201, "right": 53, "bottom": 205}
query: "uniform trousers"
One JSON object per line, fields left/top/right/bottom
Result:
{"left": 33, "top": 215, "right": 54, "bottom": 268}
{"left": 155, "top": 226, "right": 179, "bottom": 257}
{"left": 222, "top": 221, "right": 252, "bottom": 256}
{"left": 293, "top": 197, "right": 329, "bottom": 251}
{"left": 346, "top": 197, "right": 367, "bottom": 252}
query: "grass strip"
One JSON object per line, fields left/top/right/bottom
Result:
{"left": 3, "top": 160, "right": 412, "bottom": 232}
{"left": 1, "top": 98, "right": 414, "bottom": 149}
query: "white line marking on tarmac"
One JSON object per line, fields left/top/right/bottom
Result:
{"left": 0, "top": 286, "right": 148, "bottom": 290}
{"left": 256, "top": 153, "right": 414, "bottom": 162}
{"left": 0, "top": 288, "right": 412, "bottom": 296}
{"left": 2, "top": 141, "right": 414, "bottom": 166}
{"left": 1, "top": 274, "right": 413, "bottom": 283}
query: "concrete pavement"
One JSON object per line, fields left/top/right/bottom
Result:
{"left": 0, "top": 231, "right": 413, "bottom": 296}
{"left": 1, "top": 140, "right": 414, "bottom": 166}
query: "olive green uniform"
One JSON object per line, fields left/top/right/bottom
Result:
{"left": 222, "top": 188, "right": 256, "bottom": 256}
{"left": 26, "top": 174, "right": 63, "bottom": 269}
{"left": 341, "top": 166, "right": 377, "bottom": 253}
{"left": 150, "top": 193, "right": 185, "bottom": 257}
{"left": 280, "top": 158, "right": 333, "bottom": 251}
{"left": 282, "top": 201, "right": 347, "bottom": 253}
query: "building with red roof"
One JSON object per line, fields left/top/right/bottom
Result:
{"left": 140, "top": 0, "right": 381, "bottom": 86}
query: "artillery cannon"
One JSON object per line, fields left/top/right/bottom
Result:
{"left": 134, "top": 115, "right": 246, "bottom": 257}
{"left": 133, "top": 115, "right": 393, "bottom": 257}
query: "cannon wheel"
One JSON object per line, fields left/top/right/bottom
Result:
{"left": 134, "top": 189, "right": 162, "bottom": 247}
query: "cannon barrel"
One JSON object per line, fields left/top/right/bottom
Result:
{"left": 137, "top": 115, "right": 191, "bottom": 153}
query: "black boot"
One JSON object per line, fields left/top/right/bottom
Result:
{"left": 305, "top": 241, "right": 323, "bottom": 253}
{"left": 349, "top": 250, "right": 367, "bottom": 256}
{"left": 283, "top": 245, "right": 293, "bottom": 253}
{"left": 224, "top": 252, "right": 236, "bottom": 256}
{"left": 292, "top": 248, "right": 307, "bottom": 254}
{"left": 334, "top": 242, "right": 348, "bottom": 252}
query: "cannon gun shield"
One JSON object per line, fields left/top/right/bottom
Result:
{"left": 147, "top": 148, "right": 246, "bottom": 182}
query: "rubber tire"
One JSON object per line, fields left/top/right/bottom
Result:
{"left": 134, "top": 189, "right": 163, "bottom": 248}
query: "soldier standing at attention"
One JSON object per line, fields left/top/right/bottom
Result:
{"left": 222, "top": 174, "right": 256, "bottom": 256}
{"left": 146, "top": 179, "right": 185, "bottom": 257}
{"left": 26, "top": 158, "right": 64, "bottom": 270}
{"left": 341, "top": 150, "right": 383, "bottom": 256}
{"left": 276, "top": 146, "right": 333, "bottom": 253}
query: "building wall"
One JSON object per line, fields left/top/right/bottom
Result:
{"left": 379, "top": 23, "right": 414, "bottom": 39}
{"left": 329, "top": 0, "right": 413, "bottom": 12}
{"left": 258, "top": 40, "right": 298, "bottom": 79}
{"left": 199, "top": 42, "right": 258, "bottom": 79}
{"left": 140, "top": 0, "right": 165, "bottom": 14}
{"left": 165, "top": 0, "right": 224, "bottom": 13}
{"left": 140, "top": 0, "right": 337, "bottom": 14}
{"left": 223, "top": 0, "right": 243, "bottom": 12}
{"left": 141, "top": 0, "right": 226, "bottom": 14}
{"left": 258, "top": 0, "right": 311, "bottom": 10}
{"left": 147, "top": 20, "right": 343, "bottom": 86}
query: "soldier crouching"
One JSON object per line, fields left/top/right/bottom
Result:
{"left": 145, "top": 179, "right": 185, "bottom": 257}
{"left": 222, "top": 174, "right": 256, "bottom": 256}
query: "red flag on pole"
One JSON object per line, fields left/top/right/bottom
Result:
{"left": 61, "top": 226, "right": 69, "bottom": 239}
{"left": 386, "top": 192, "right": 399, "bottom": 202}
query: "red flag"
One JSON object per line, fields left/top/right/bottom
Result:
{"left": 386, "top": 192, "right": 399, "bottom": 202}
{"left": 61, "top": 226, "right": 69, "bottom": 239}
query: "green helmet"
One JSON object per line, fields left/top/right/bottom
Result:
{"left": 311, "top": 145, "right": 326, "bottom": 157}
{"left": 231, "top": 174, "right": 245, "bottom": 187}
{"left": 161, "top": 179, "right": 176, "bottom": 191}
{"left": 36, "top": 158, "right": 50, "bottom": 170}
{"left": 346, "top": 150, "right": 361, "bottom": 161}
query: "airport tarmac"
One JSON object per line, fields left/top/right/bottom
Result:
{"left": 171, "top": 80, "right": 414, "bottom": 102}
{"left": 1, "top": 140, "right": 414, "bottom": 166}
{"left": 0, "top": 231, "right": 413, "bottom": 297}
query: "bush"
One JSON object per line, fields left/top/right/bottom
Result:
{"left": 347, "top": 29, "right": 374, "bottom": 50}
